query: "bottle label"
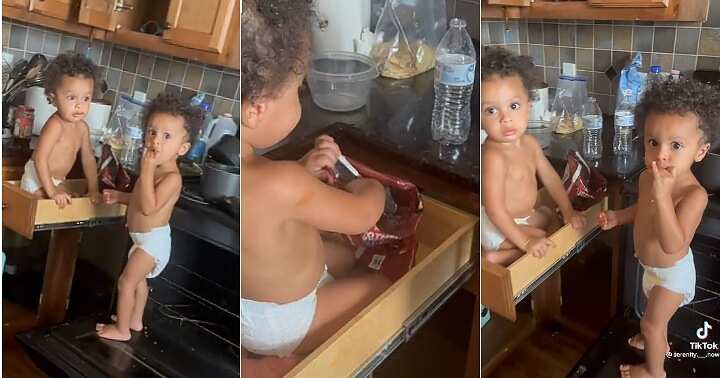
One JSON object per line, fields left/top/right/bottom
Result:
{"left": 438, "top": 62, "right": 476, "bottom": 86}
{"left": 583, "top": 115, "right": 602, "bottom": 130}
{"left": 126, "top": 126, "right": 143, "bottom": 139}
{"left": 615, "top": 113, "right": 634, "bottom": 128}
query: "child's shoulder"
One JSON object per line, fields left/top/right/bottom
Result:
{"left": 244, "top": 158, "right": 316, "bottom": 203}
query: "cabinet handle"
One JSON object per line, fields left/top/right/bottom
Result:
{"left": 113, "top": 0, "right": 134, "bottom": 12}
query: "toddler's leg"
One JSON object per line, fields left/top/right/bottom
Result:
{"left": 97, "top": 248, "right": 155, "bottom": 341}
{"left": 321, "top": 232, "right": 356, "bottom": 279}
{"left": 109, "top": 279, "right": 148, "bottom": 331}
{"left": 619, "top": 286, "right": 683, "bottom": 378}
{"left": 293, "top": 269, "right": 391, "bottom": 355}
{"left": 484, "top": 226, "right": 547, "bottom": 266}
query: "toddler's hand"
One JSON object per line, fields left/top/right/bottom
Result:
{"left": 598, "top": 210, "right": 618, "bottom": 230}
{"left": 52, "top": 190, "right": 72, "bottom": 209}
{"left": 651, "top": 161, "right": 675, "bottom": 201}
{"left": 141, "top": 147, "right": 159, "bottom": 172}
{"left": 523, "top": 237, "right": 555, "bottom": 258}
{"left": 89, "top": 191, "right": 101, "bottom": 205}
{"left": 300, "top": 135, "right": 341, "bottom": 183}
{"left": 564, "top": 210, "right": 587, "bottom": 229}
{"left": 103, "top": 189, "right": 120, "bottom": 204}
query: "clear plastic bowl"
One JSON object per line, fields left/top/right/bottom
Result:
{"left": 307, "top": 51, "right": 378, "bottom": 112}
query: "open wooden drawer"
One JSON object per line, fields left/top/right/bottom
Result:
{"left": 2, "top": 179, "right": 127, "bottom": 240}
{"left": 286, "top": 196, "right": 477, "bottom": 377}
{"left": 481, "top": 189, "right": 608, "bottom": 321}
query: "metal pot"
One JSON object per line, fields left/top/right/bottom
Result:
{"left": 201, "top": 161, "right": 239, "bottom": 202}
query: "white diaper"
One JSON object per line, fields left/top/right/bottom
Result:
{"left": 20, "top": 159, "right": 63, "bottom": 194}
{"left": 128, "top": 225, "right": 172, "bottom": 278}
{"left": 640, "top": 249, "right": 696, "bottom": 307}
{"left": 481, "top": 206, "right": 531, "bottom": 251}
{"left": 241, "top": 266, "right": 334, "bottom": 357}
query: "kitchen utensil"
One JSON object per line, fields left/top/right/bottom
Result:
{"left": 4, "top": 59, "right": 28, "bottom": 92}
{"left": 307, "top": 51, "right": 378, "bottom": 112}
{"left": 207, "top": 135, "right": 240, "bottom": 167}
{"left": 200, "top": 161, "right": 240, "bottom": 202}
{"left": 206, "top": 113, "right": 238, "bottom": 150}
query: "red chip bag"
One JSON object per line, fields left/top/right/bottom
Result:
{"left": 337, "top": 157, "right": 423, "bottom": 282}
{"left": 98, "top": 144, "right": 134, "bottom": 192}
{"left": 561, "top": 150, "right": 608, "bottom": 211}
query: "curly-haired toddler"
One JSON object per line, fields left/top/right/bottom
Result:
{"left": 20, "top": 53, "right": 100, "bottom": 207}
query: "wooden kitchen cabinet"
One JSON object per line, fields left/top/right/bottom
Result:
{"left": 588, "top": 0, "right": 668, "bottom": 7}
{"left": 162, "top": 0, "right": 236, "bottom": 53}
{"left": 482, "top": 0, "right": 709, "bottom": 21}
{"left": 4, "top": 0, "right": 29, "bottom": 9}
{"left": 487, "top": 0, "right": 530, "bottom": 6}
{"left": 28, "top": 0, "right": 77, "bottom": 21}
{"left": 78, "top": 0, "right": 147, "bottom": 32}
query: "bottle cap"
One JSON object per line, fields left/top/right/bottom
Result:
{"left": 650, "top": 65, "right": 662, "bottom": 74}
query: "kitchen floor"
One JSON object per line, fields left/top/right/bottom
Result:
{"left": 3, "top": 258, "right": 477, "bottom": 378}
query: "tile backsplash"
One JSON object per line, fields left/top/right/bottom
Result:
{"left": 482, "top": 1, "right": 720, "bottom": 114}
{"left": 2, "top": 19, "right": 240, "bottom": 121}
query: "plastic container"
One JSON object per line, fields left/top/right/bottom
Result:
{"left": 307, "top": 51, "right": 379, "bottom": 112}
{"left": 431, "top": 18, "right": 477, "bottom": 145}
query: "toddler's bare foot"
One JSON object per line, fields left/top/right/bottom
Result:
{"left": 619, "top": 363, "right": 665, "bottom": 378}
{"left": 627, "top": 334, "right": 670, "bottom": 353}
{"left": 110, "top": 314, "right": 144, "bottom": 332}
{"left": 96, "top": 323, "right": 131, "bottom": 341}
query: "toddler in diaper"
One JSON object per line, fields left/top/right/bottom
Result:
{"left": 96, "top": 92, "right": 201, "bottom": 341}
{"left": 241, "top": 1, "right": 390, "bottom": 374}
{"left": 597, "top": 78, "right": 717, "bottom": 378}
{"left": 20, "top": 53, "right": 100, "bottom": 208}
{"left": 481, "top": 47, "right": 586, "bottom": 267}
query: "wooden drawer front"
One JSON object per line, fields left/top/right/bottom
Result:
{"left": 2, "top": 179, "right": 126, "bottom": 239}
{"left": 3, "top": 165, "right": 25, "bottom": 181}
{"left": 589, "top": 0, "right": 668, "bottom": 7}
{"left": 288, "top": 197, "right": 477, "bottom": 377}
{"left": 28, "top": 0, "right": 76, "bottom": 20}
{"left": 482, "top": 191, "right": 608, "bottom": 321}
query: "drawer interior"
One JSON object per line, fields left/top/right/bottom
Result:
{"left": 288, "top": 196, "right": 477, "bottom": 378}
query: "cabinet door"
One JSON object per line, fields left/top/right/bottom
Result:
{"left": 4, "top": 0, "right": 29, "bottom": 9}
{"left": 78, "top": 0, "right": 141, "bottom": 31}
{"left": 162, "top": 0, "right": 236, "bottom": 53}
{"left": 588, "top": 0, "right": 668, "bottom": 6}
{"left": 28, "top": 0, "right": 77, "bottom": 20}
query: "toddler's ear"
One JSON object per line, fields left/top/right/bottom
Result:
{"left": 240, "top": 100, "right": 267, "bottom": 130}
{"left": 695, "top": 142, "right": 711, "bottom": 162}
{"left": 178, "top": 141, "right": 191, "bottom": 157}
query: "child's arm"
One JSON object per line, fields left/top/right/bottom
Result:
{"left": 79, "top": 123, "right": 100, "bottom": 203}
{"left": 136, "top": 148, "right": 181, "bottom": 216}
{"left": 483, "top": 149, "right": 554, "bottom": 255}
{"left": 34, "top": 119, "right": 71, "bottom": 207}
{"left": 651, "top": 162, "right": 708, "bottom": 254}
{"left": 598, "top": 205, "right": 637, "bottom": 230}
{"left": 532, "top": 137, "right": 587, "bottom": 229}
{"left": 272, "top": 162, "right": 385, "bottom": 235}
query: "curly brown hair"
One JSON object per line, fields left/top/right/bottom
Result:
{"left": 481, "top": 46, "right": 536, "bottom": 98}
{"left": 241, "top": 0, "right": 313, "bottom": 103}
{"left": 142, "top": 93, "right": 204, "bottom": 140}
{"left": 44, "top": 53, "right": 97, "bottom": 97}
{"left": 635, "top": 78, "right": 720, "bottom": 147}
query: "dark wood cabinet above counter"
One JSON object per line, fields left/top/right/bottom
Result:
{"left": 482, "top": 0, "right": 710, "bottom": 21}
{"left": 3, "top": 0, "right": 239, "bottom": 69}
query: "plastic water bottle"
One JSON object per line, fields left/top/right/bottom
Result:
{"left": 613, "top": 89, "right": 635, "bottom": 156}
{"left": 121, "top": 112, "right": 144, "bottom": 172}
{"left": 186, "top": 102, "right": 213, "bottom": 163}
{"left": 647, "top": 65, "right": 662, "bottom": 87}
{"left": 582, "top": 97, "right": 603, "bottom": 160}
{"left": 431, "top": 18, "right": 476, "bottom": 145}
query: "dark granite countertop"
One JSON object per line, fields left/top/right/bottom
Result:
{"left": 269, "top": 42, "right": 481, "bottom": 193}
